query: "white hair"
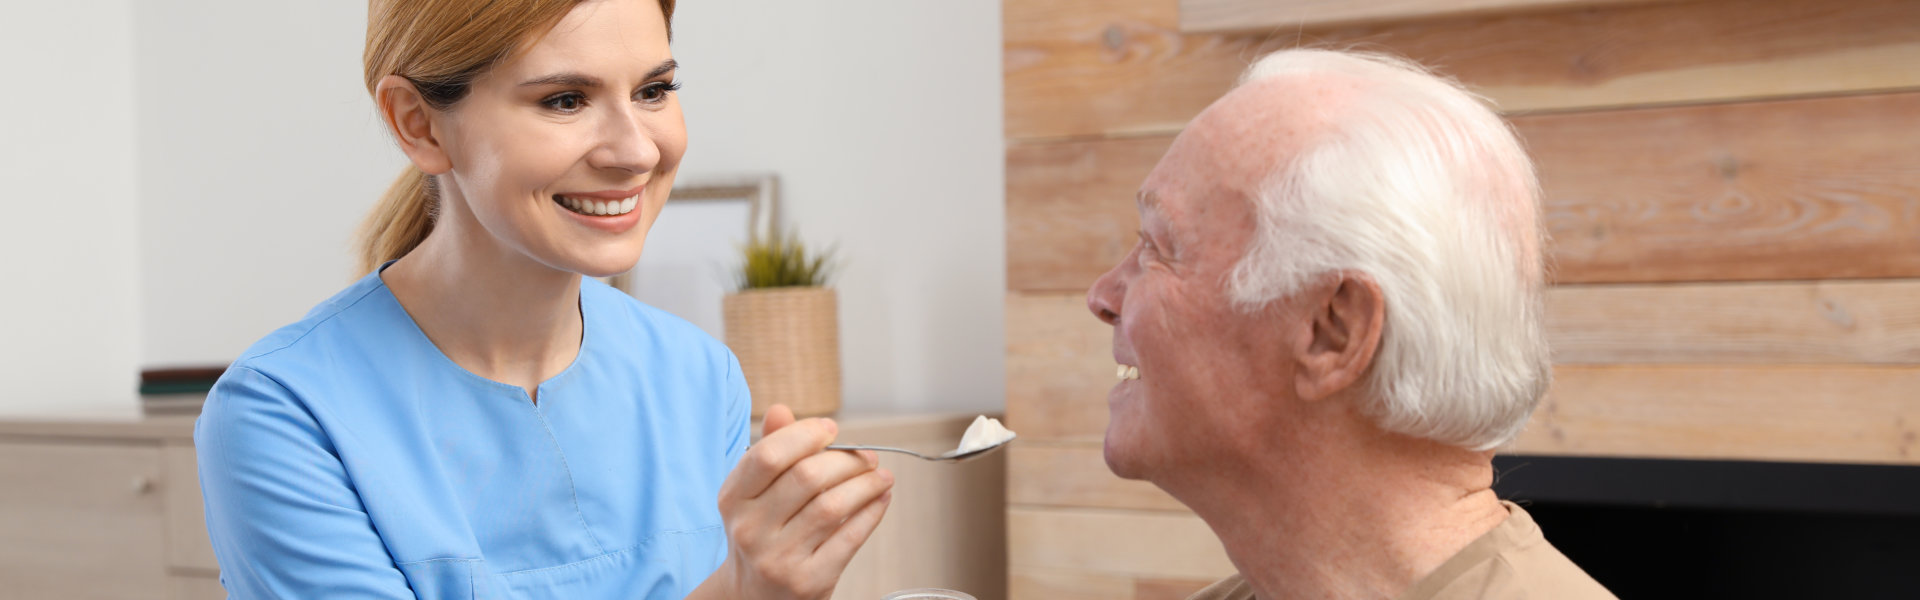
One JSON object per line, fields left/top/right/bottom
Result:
{"left": 1226, "top": 49, "right": 1550, "bottom": 451}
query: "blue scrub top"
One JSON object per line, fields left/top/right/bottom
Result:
{"left": 195, "top": 268, "right": 750, "bottom": 599}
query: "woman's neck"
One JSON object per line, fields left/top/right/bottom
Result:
{"left": 380, "top": 216, "right": 584, "bottom": 402}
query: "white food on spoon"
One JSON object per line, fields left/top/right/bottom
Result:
{"left": 951, "top": 415, "right": 1017, "bottom": 456}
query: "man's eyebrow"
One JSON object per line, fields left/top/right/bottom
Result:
{"left": 518, "top": 60, "right": 678, "bottom": 88}
{"left": 1137, "top": 190, "right": 1168, "bottom": 223}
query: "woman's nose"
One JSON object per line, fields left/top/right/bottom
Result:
{"left": 590, "top": 105, "right": 662, "bottom": 174}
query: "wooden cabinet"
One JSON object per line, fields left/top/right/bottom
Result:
{"left": 828, "top": 414, "right": 1008, "bottom": 599}
{"left": 0, "top": 412, "right": 1006, "bottom": 600}
{"left": 0, "top": 418, "right": 217, "bottom": 599}
{"left": 0, "top": 440, "right": 170, "bottom": 599}
{"left": 161, "top": 443, "right": 218, "bottom": 573}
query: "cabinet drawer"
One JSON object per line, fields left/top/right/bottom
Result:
{"left": 163, "top": 443, "right": 218, "bottom": 571}
{"left": 0, "top": 441, "right": 167, "bottom": 599}
{"left": 168, "top": 573, "right": 226, "bottom": 600}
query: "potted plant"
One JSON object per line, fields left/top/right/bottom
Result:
{"left": 723, "top": 229, "right": 841, "bottom": 418}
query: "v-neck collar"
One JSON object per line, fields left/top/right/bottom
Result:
{"left": 370, "top": 261, "right": 594, "bottom": 405}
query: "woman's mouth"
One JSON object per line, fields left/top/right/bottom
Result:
{"left": 555, "top": 194, "right": 638, "bottom": 217}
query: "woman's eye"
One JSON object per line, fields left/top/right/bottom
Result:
{"left": 542, "top": 92, "right": 586, "bottom": 112}
{"left": 636, "top": 81, "right": 682, "bottom": 104}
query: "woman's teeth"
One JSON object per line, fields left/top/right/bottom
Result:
{"left": 557, "top": 195, "right": 639, "bottom": 216}
{"left": 1115, "top": 364, "right": 1140, "bottom": 380}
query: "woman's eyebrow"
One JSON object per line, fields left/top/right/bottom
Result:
{"left": 518, "top": 60, "right": 678, "bottom": 89}
{"left": 644, "top": 59, "right": 678, "bottom": 80}
{"left": 520, "top": 72, "right": 600, "bottom": 88}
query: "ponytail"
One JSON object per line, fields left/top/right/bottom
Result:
{"left": 356, "top": 166, "right": 436, "bottom": 275}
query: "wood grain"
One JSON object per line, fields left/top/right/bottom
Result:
{"left": 1008, "top": 507, "right": 1234, "bottom": 580}
{"left": 1010, "top": 567, "right": 1138, "bottom": 600}
{"left": 1179, "top": 0, "right": 1683, "bottom": 32}
{"left": 1010, "top": 290, "right": 1920, "bottom": 463}
{"left": 829, "top": 414, "right": 1007, "bottom": 600}
{"left": 1525, "top": 92, "right": 1920, "bottom": 283}
{"left": 1547, "top": 280, "right": 1920, "bottom": 364}
{"left": 1513, "top": 365, "right": 1920, "bottom": 464}
{"left": 1009, "top": 566, "right": 1218, "bottom": 600}
{"left": 168, "top": 575, "right": 226, "bottom": 600}
{"left": 1007, "top": 364, "right": 1920, "bottom": 462}
{"left": 1006, "top": 137, "right": 1163, "bottom": 292}
{"left": 1007, "top": 0, "right": 1920, "bottom": 140}
{"left": 162, "top": 442, "right": 219, "bottom": 572}
{"left": 0, "top": 442, "right": 168, "bottom": 600}
{"left": 1136, "top": 577, "right": 1224, "bottom": 600}
{"left": 1006, "top": 293, "right": 1114, "bottom": 444}
{"left": 1008, "top": 443, "right": 1187, "bottom": 512}
{"left": 1010, "top": 361, "right": 1920, "bottom": 513}
{"left": 1006, "top": 92, "right": 1920, "bottom": 291}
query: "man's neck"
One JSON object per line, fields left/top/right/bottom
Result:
{"left": 1166, "top": 409, "right": 1509, "bottom": 600}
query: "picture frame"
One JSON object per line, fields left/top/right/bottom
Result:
{"left": 607, "top": 174, "right": 780, "bottom": 339}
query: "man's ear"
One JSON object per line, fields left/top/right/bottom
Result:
{"left": 1292, "top": 273, "right": 1385, "bottom": 402}
{"left": 374, "top": 75, "right": 453, "bottom": 175}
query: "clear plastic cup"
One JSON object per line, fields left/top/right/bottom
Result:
{"left": 882, "top": 588, "right": 977, "bottom": 600}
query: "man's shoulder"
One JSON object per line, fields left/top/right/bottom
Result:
{"left": 1403, "top": 503, "right": 1617, "bottom": 600}
{"left": 1413, "top": 551, "right": 1615, "bottom": 600}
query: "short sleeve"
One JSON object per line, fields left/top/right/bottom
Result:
{"left": 721, "top": 352, "right": 752, "bottom": 470}
{"left": 195, "top": 366, "right": 416, "bottom": 599}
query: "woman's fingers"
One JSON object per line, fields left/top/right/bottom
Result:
{"left": 790, "top": 467, "right": 894, "bottom": 554}
{"left": 806, "top": 485, "right": 893, "bottom": 573}
{"left": 721, "top": 415, "right": 837, "bottom": 503}
{"left": 709, "top": 406, "right": 898, "bottom": 600}
{"left": 754, "top": 449, "right": 877, "bottom": 529}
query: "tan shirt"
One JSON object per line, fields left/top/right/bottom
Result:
{"left": 1186, "top": 502, "right": 1615, "bottom": 600}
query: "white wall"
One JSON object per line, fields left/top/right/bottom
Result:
{"left": 673, "top": 0, "right": 1007, "bottom": 416}
{"left": 0, "top": 2, "right": 143, "bottom": 416}
{"left": 134, "top": 1, "right": 398, "bottom": 367}
{"left": 3, "top": 0, "right": 1005, "bottom": 418}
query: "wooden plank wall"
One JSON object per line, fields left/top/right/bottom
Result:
{"left": 1002, "top": 0, "right": 1920, "bottom": 597}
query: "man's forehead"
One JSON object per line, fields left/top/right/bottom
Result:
{"left": 1133, "top": 74, "right": 1363, "bottom": 247}
{"left": 1181, "top": 74, "right": 1355, "bottom": 188}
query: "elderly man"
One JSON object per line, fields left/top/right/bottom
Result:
{"left": 1085, "top": 49, "right": 1614, "bottom": 599}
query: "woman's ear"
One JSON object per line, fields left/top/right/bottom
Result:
{"left": 1292, "top": 273, "right": 1385, "bottom": 403}
{"left": 374, "top": 75, "right": 453, "bottom": 175}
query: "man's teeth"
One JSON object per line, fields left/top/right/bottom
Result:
{"left": 558, "top": 195, "right": 639, "bottom": 216}
{"left": 1115, "top": 364, "right": 1140, "bottom": 380}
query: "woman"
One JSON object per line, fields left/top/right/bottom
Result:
{"left": 194, "top": 0, "right": 893, "bottom": 597}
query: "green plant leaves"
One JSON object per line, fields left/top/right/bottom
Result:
{"left": 737, "top": 228, "right": 837, "bottom": 289}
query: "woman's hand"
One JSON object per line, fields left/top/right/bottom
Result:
{"left": 691, "top": 404, "right": 895, "bottom": 600}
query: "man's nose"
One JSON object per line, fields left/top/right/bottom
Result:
{"left": 590, "top": 105, "right": 662, "bottom": 174}
{"left": 1087, "top": 262, "right": 1123, "bottom": 326}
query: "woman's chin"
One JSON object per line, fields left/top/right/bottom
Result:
{"left": 562, "top": 239, "right": 647, "bottom": 279}
{"left": 575, "top": 258, "right": 641, "bottom": 280}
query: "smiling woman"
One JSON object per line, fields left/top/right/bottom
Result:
{"left": 192, "top": 1, "right": 893, "bottom": 599}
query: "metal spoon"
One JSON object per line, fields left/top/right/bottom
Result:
{"left": 827, "top": 434, "right": 1016, "bottom": 463}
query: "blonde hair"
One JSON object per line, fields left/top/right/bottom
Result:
{"left": 356, "top": 0, "right": 678, "bottom": 274}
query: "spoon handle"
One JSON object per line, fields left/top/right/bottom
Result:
{"left": 825, "top": 444, "right": 932, "bottom": 459}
